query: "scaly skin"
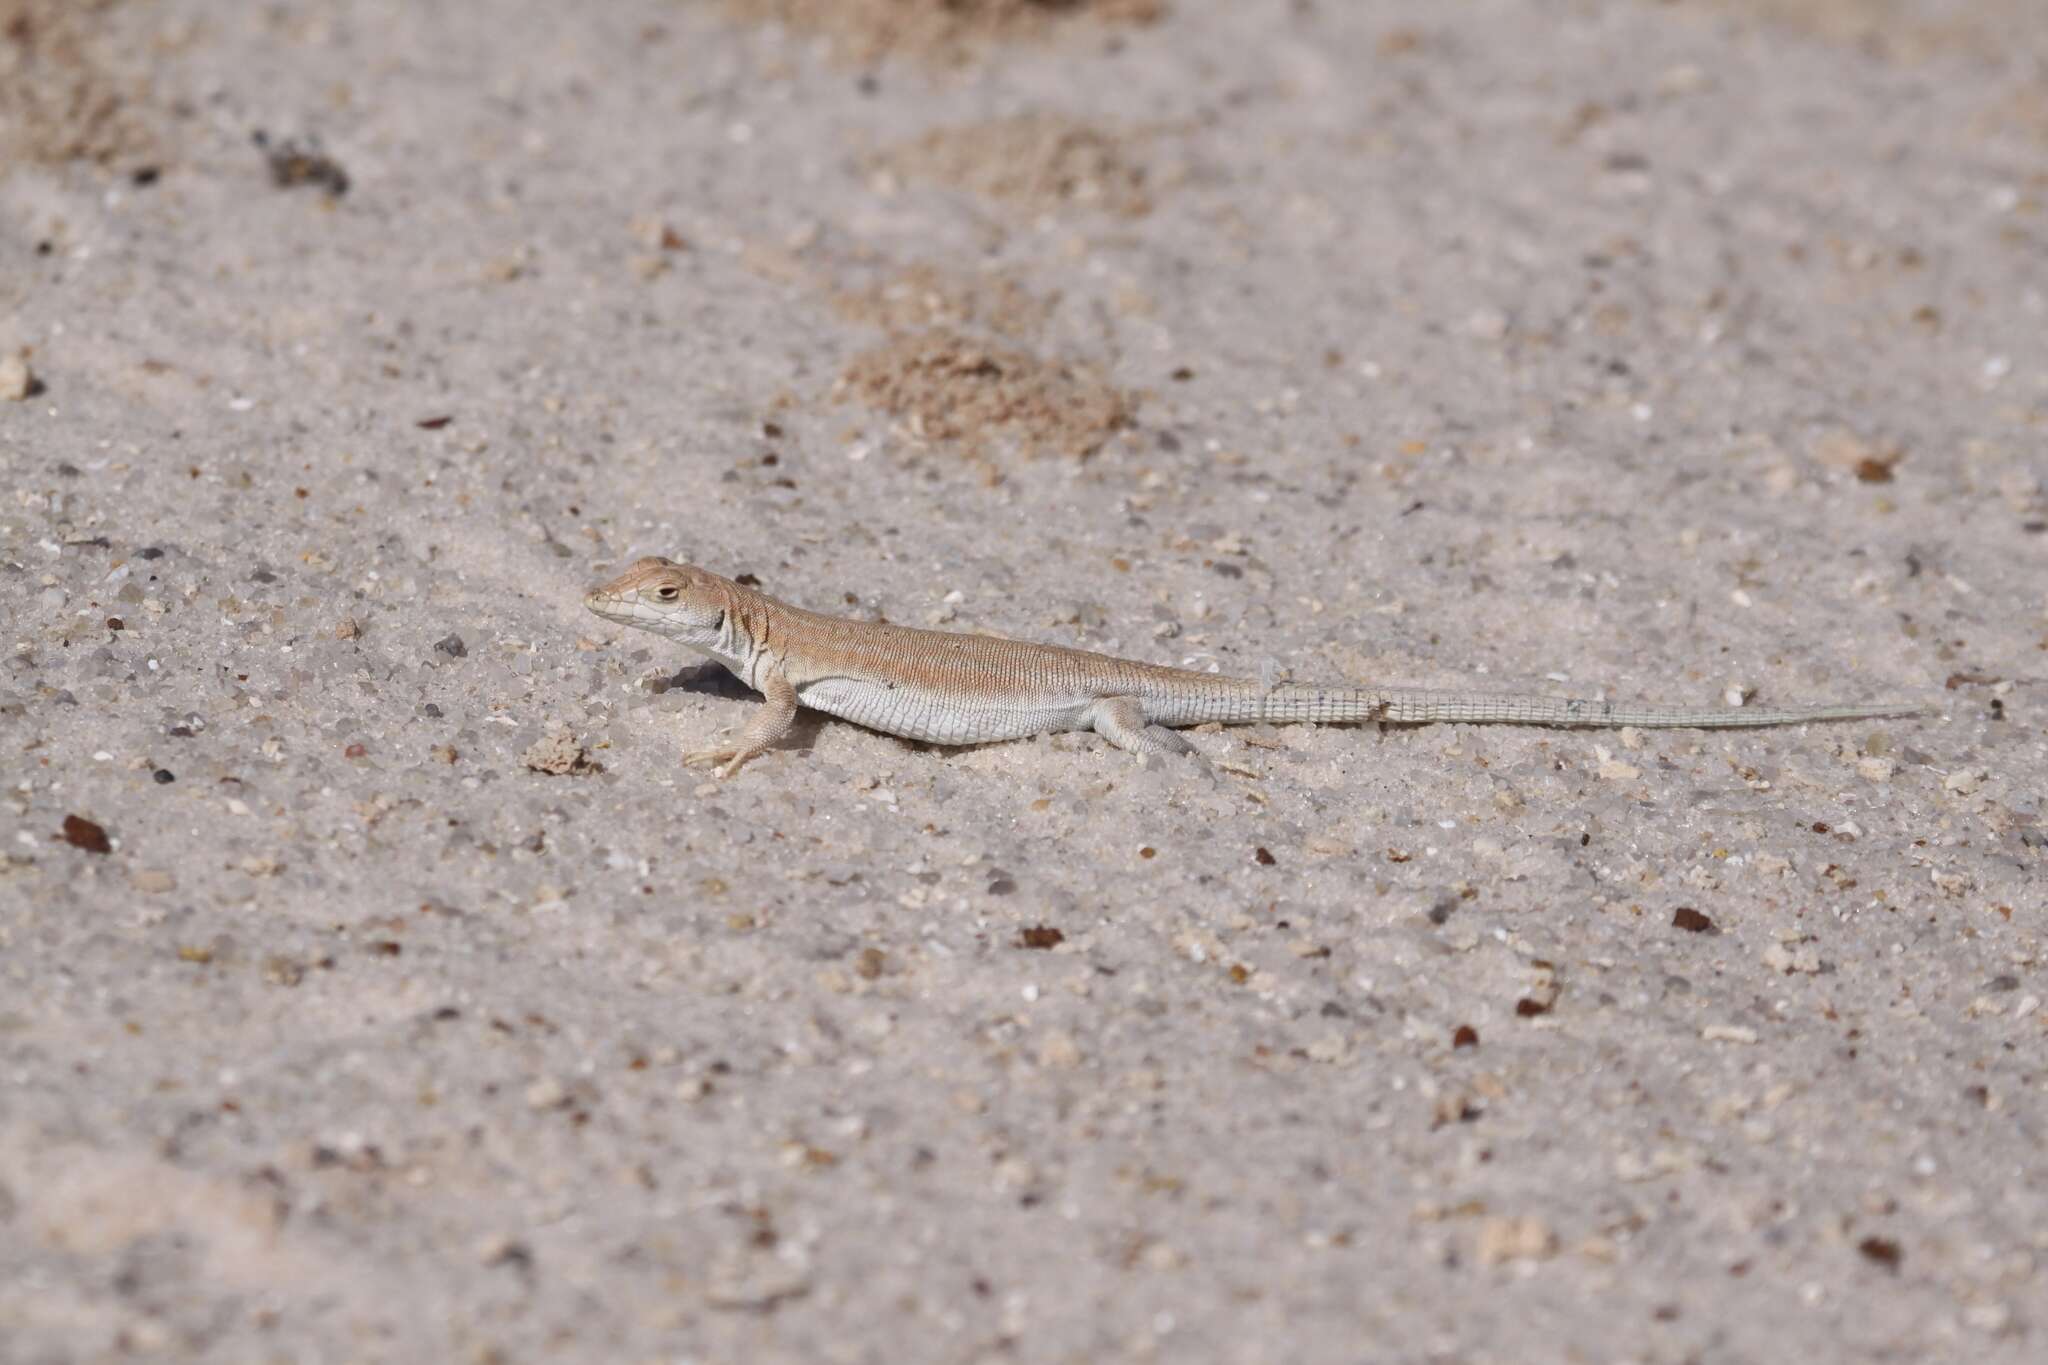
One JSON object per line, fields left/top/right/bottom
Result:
{"left": 584, "top": 557, "right": 1926, "bottom": 776}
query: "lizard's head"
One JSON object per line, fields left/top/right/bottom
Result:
{"left": 584, "top": 557, "right": 729, "bottom": 641}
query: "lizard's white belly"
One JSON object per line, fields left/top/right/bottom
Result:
{"left": 797, "top": 678, "right": 1090, "bottom": 745}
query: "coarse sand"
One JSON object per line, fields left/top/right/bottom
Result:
{"left": 3, "top": 1, "right": 2045, "bottom": 1360}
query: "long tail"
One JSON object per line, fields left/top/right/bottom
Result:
{"left": 1248, "top": 686, "right": 1928, "bottom": 729}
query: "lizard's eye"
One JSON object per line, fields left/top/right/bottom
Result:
{"left": 656, "top": 585, "right": 679, "bottom": 601}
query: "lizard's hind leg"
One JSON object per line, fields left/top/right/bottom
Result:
{"left": 1089, "top": 696, "right": 1204, "bottom": 764}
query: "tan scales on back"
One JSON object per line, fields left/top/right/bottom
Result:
{"left": 583, "top": 557, "right": 1926, "bottom": 776}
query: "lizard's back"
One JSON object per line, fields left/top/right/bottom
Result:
{"left": 754, "top": 599, "right": 1237, "bottom": 743}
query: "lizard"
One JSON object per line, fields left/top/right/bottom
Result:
{"left": 584, "top": 556, "right": 1926, "bottom": 777}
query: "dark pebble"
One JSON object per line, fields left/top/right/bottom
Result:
{"left": 61, "top": 814, "right": 112, "bottom": 854}
{"left": 434, "top": 634, "right": 467, "bottom": 658}
{"left": 153, "top": 769, "right": 175, "bottom": 784}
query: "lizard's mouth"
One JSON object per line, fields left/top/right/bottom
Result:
{"left": 585, "top": 592, "right": 689, "bottom": 634}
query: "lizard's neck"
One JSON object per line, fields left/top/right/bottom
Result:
{"left": 694, "top": 584, "right": 771, "bottom": 687}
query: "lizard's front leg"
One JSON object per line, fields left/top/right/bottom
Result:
{"left": 684, "top": 667, "right": 798, "bottom": 777}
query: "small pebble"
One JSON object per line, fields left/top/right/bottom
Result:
{"left": 152, "top": 769, "right": 175, "bottom": 784}
{"left": 0, "top": 353, "right": 32, "bottom": 401}
{"left": 524, "top": 732, "right": 594, "bottom": 776}
{"left": 1702, "top": 1024, "right": 1759, "bottom": 1045}
{"left": 1476, "top": 1216, "right": 1557, "bottom": 1265}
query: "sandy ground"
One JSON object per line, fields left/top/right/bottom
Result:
{"left": 3, "top": 1, "right": 2046, "bottom": 1361}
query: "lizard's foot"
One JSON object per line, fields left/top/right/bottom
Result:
{"left": 1092, "top": 698, "right": 1205, "bottom": 763}
{"left": 683, "top": 745, "right": 761, "bottom": 778}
